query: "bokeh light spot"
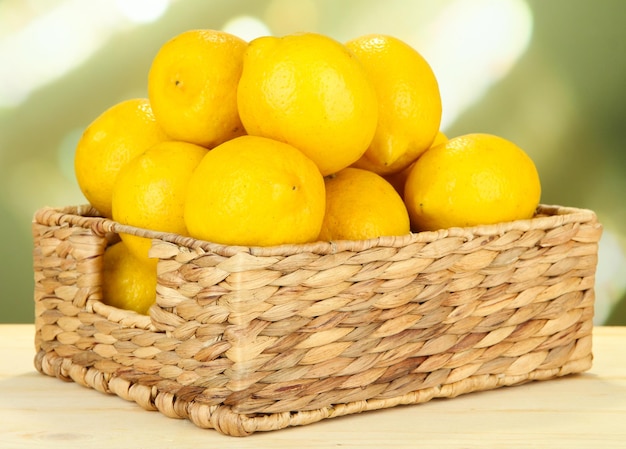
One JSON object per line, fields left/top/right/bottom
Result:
{"left": 114, "top": 0, "right": 169, "bottom": 24}
{"left": 222, "top": 15, "right": 272, "bottom": 42}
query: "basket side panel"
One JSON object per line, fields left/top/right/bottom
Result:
{"left": 32, "top": 220, "right": 108, "bottom": 350}
{"left": 32, "top": 214, "right": 176, "bottom": 411}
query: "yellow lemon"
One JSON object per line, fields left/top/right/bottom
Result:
{"left": 348, "top": 34, "right": 442, "bottom": 175}
{"left": 101, "top": 241, "right": 157, "bottom": 315}
{"left": 184, "top": 135, "right": 326, "bottom": 246}
{"left": 237, "top": 32, "right": 378, "bottom": 176}
{"left": 385, "top": 131, "right": 448, "bottom": 198}
{"left": 319, "top": 167, "right": 410, "bottom": 241}
{"left": 74, "top": 98, "right": 169, "bottom": 218}
{"left": 148, "top": 29, "right": 247, "bottom": 148}
{"left": 112, "top": 141, "right": 208, "bottom": 261}
{"left": 404, "top": 133, "right": 541, "bottom": 232}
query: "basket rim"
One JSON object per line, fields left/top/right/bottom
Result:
{"left": 33, "top": 204, "right": 598, "bottom": 257}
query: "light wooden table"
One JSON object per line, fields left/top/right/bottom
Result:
{"left": 1, "top": 324, "right": 625, "bottom": 448}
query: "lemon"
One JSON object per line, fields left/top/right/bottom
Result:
{"left": 348, "top": 34, "right": 442, "bottom": 175}
{"left": 148, "top": 29, "right": 247, "bottom": 148}
{"left": 74, "top": 98, "right": 170, "bottom": 218}
{"left": 184, "top": 135, "right": 326, "bottom": 246}
{"left": 319, "top": 167, "right": 410, "bottom": 241}
{"left": 404, "top": 133, "right": 541, "bottom": 231}
{"left": 385, "top": 131, "right": 448, "bottom": 198}
{"left": 101, "top": 241, "right": 157, "bottom": 315}
{"left": 112, "top": 141, "right": 208, "bottom": 261}
{"left": 237, "top": 32, "right": 378, "bottom": 176}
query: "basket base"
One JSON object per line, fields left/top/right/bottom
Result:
{"left": 34, "top": 334, "right": 592, "bottom": 437}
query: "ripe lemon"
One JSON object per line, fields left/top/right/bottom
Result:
{"left": 112, "top": 141, "right": 208, "bottom": 261}
{"left": 237, "top": 32, "right": 378, "bottom": 176}
{"left": 404, "top": 133, "right": 541, "bottom": 232}
{"left": 148, "top": 29, "right": 247, "bottom": 148}
{"left": 385, "top": 131, "right": 448, "bottom": 198}
{"left": 318, "top": 167, "right": 410, "bottom": 241}
{"left": 348, "top": 34, "right": 442, "bottom": 175}
{"left": 101, "top": 241, "right": 157, "bottom": 315}
{"left": 184, "top": 135, "right": 326, "bottom": 246}
{"left": 74, "top": 98, "right": 169, "bottom": 218}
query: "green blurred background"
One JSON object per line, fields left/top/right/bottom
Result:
{"left": 1, "top": 0, "right": 624, "bottom": 324}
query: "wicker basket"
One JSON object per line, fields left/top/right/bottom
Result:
{"left": 32, "top": 204, "right": 602, "bottom": 436}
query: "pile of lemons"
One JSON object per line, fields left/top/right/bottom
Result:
{"left": 74, "top": 30, "right": 541, "bottom": 314}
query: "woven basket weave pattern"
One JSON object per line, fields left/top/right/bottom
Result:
{"left": 32, "top": 205, "right": 601, "bottom": 436}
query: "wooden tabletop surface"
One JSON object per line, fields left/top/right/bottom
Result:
{"left": 1, "top": 324, "right": 625, "bottom": 448}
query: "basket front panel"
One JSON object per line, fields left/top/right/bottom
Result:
{"left": 149, "top": 217, "right": 600, "bottom": 414}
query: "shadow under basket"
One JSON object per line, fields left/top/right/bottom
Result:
{"left": 32, "top": 204, "right": 602, "bottom": 437}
